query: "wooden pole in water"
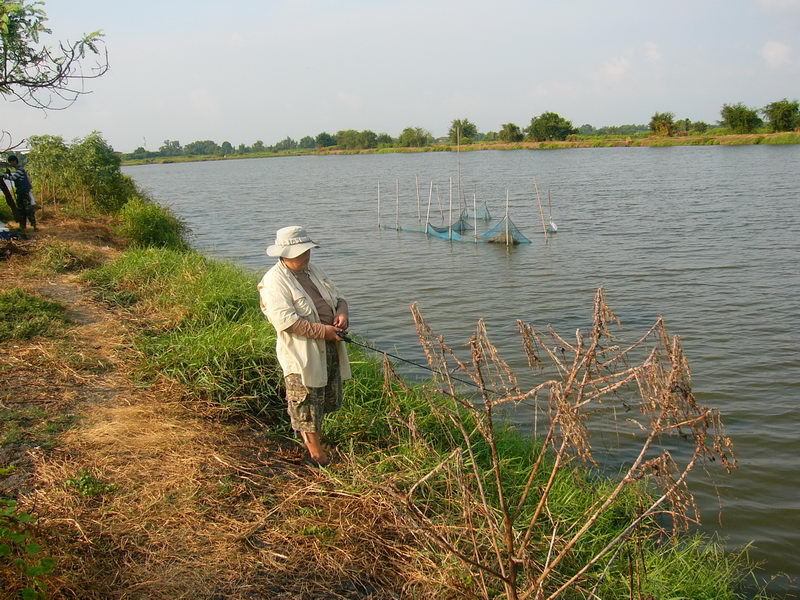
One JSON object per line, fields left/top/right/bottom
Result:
{"left": 395, "top": 178, "right": 400, "bottom": 231}
{"left": 448, "top": 176, "right": 453, "bottom": 241}
{"left": 473, "top": 192, "right": 478, "bottom": 243}
{"left": 425, "top": 181, "right": 433, "bottom": 236}
{"left": 456, "top": 127, "right": 462, "bottom": 212}
{"left": 435, "top": 184, "right": 443, "bottom": 221}
{"left": 533, "top": 176, "right": 548, "bottom": 241}
{"left": 377, "top": 181, "right": 381, "bottom": 228}
{"left": 548, "top": 189, "right": 553, "bottom": 221}
{"left": 505, "top": 189, "right": 510, "bottom": 247}
{"left": 415, "top": 174, "right": 421, "bottom": 221}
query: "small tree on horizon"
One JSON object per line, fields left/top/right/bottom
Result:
{"left": 649, "top": 112, "right": 676, "bottom": 136}
{"left": 398, "top": 127, "right": 433, "bottom": 147}
{"left": 525, "top": 112, "right": 576, "bottom": 141}
{"left": 498, "top": 123, "right": 524, "bottom": 142}
{"left": 762, "top": 98, "right": 800, "bottom": 132}
{"left": 720, "top": 103, "right": 762, "bottom": 134}
{"left": 448, "top": 118, "right": 478, "bottom": 143}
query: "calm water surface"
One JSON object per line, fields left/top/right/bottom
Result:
{"left": 126, "top": 146, "right": 799, "bottom": 591}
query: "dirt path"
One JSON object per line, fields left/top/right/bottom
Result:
{"left": 1, "top": 216, "right": 409, "bottom": 599}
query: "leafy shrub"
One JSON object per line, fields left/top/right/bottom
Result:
{"left": 0, "top": 499, "right": 55, "bottom": 600}
{"left": 27, "top": 132, "right": 140, "bottom": 215}
{"left": 116, "top": 196, "right": 188, "bottom": 250}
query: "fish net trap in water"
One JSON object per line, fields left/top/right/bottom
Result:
{"left": 479, "top": 216, "right": 531, "bottom": 244}
{"left": 475, "top": 202, "right": 492, "bottom": 221}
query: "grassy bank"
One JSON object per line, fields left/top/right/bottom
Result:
{"left": 79, "top": 238, "right": 766, "bottom": 598}
{"left": 2, "top": 148, "right": 772, "bottom": 597}
{"left": 121, "top": 131, "right": 800, "bottom": 165}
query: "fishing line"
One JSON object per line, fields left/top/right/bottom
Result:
{"left": 337, "top": 331, "right": 502, "bottom": 396}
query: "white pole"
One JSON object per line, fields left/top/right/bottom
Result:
{"left": 395, "top": 178, "right": 400, "bottom": 231}
{"left": 377, "top": 181, "right": 381, "bottom": 228}
{"left": 473, "top": 192, "right": 478, "bottom": 243}
{"left": 436, "top": 184, "right": 444, "bottom": 221}
{"left": 456, "top": 127, "right": 462, "bottom": 212}
{"left": 505, "top": 189, "right": 510, "bottom": 247}
{"left": 415, "top": 174, "right": 421, "bottom": 221}
{"left": 449, "top": 176, "right": 453, "bottom": 241}
{"left": 533, "top": 176, "right": 548, "bottom": 240}
{"left": 425, "top": 181, "right": 433, "bottom": 236}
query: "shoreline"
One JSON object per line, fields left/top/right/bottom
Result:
{"left": 122, "top": 131, "right": 800, "bottom": 166}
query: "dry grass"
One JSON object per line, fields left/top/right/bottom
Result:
{"left": 2, "top": 210, "right": 453, "bottom": 600}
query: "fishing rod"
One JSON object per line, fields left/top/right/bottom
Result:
{"left": 337, "top": 331, "right": 500, "bottom": 396}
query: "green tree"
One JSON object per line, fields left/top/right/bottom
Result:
{"left": 69, "top": 131, "right": 134, "bottom": 212}
{"left": 273, "top": 137, "right": 298, "bottom": 151}
{"left": 483, "top": 131, "right": 498, "bottom": 141}
{"left": 498, "top": 123, "right": 524, "bottom": 142}
{"left": 335, "top": 129, "right": 360, "bottom": 149}
{"left": 525, "top": 112, "right": 576, "bottom": 141}
{"left": 220, "top": 141, "right": 233, "bottom": 155}
{"left": 720, "top": 103, "right": 762, "bottom": 134}
{"left": 26, "top": 134, "right": 70, "bottom": 203}
{"left": 251, "top": 140, "right": 266, "bottom": 153}
{"left": 762, "top": 98, "right": 800, "bottom": 132}
{"left": 398, "top": 127, "right": 433, "bottom": 147}
{"left": 158, "top": 140, "right": 182, "bottom": 156}
{"left": 356, "top": 130, "right": 377, "bottom": 149}
{"left": 0, "top": 1, "right": 107, "bottom": 115}
{"left": 691, "top": 121, "right": 709, "bottom": 134}
{"left": 448, "top": 118, "right": 478, "bottom": 143}
{"left": 376, "top": 133, "right": 394, "bottom": 147}
{"left": 315, "top": 132, "right": 336, "bottom": 147}
{"left": 648, "top": 112, "right": 676, "bottom": 136}
{"left": 184, "top": 140, "right": 220, "bottom": 155}
{"left": 298, "top": 136, "right": 316, "bottom": 149}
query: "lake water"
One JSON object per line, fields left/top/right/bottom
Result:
{"left": 126, "top": 145, "right": 800, "bottom": 592}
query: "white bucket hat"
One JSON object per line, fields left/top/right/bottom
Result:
{"left": 266, "top": 225, "right": 320, "bottom": 258}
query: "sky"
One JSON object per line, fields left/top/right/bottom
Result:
{"left": 3, "top": 0, "right": 800, "bottom": 152}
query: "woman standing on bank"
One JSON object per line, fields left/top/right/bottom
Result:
{"left": 258, "top": 226, "right": 351, "bottom": 466}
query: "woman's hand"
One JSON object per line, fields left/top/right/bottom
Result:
{"left": 323, "top": 325, "right": 344, "bottom": 341}
{"left": 332, "top": 313, "right": 348, "bottom": 330}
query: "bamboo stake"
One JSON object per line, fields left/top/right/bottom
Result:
{"left": 436, "top": 184, "right": 444, "bottom": 221}
{"left": 395, "top": 178, "right": 400, "bottom": 231}
{"left": 457, "top": 127, "right": 462, "bottom": 211}
{"left": 473, "top": 192, "right": 478, "bottom": 243}
{"left": 377, "top": 181, "right": 381, "bottom": 228}
{"left": 426, "top": 181, "right": 433, "bottom": 236}
{"left": 415, "top": 174, "right": 421, "bottom": 221}
{"left": 533, "top": 176, "right": 548, "bottom": 240}
{"left": 449, "top": 176, "right": 453, "bottom": 241}
{"left": 505, "top": 189, "right": 510, "bottom": 247}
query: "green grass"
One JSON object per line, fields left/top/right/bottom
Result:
{"left": 65, "top": 469, "right": 117, "bottom": 497}
{"left": 0, "top": 289, "right": 70, "bottom": 342}
{"left": 0, "top": 203, "right": 13, "bottom": 223}
{"left": 762, "top": 132, "right": 800, "bottom": 145}
{"left": 115, "top": 195, "right": 189, "bottom": 250}
{"left": 29, "top": 240, "right": 101, "bottom": 275}
{"left": 83, "top": 248, "right": 284, "bottom": 417}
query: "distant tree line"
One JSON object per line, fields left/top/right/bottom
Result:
{"left": 648, "top": 98, "right": 799, "bottom": 136}
{"left": 122, "top": 97, "right": 800, "bottom": 160}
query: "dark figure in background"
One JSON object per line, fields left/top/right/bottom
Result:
{"left": 2, "top": 156, "right": 36, "bottom": 230}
